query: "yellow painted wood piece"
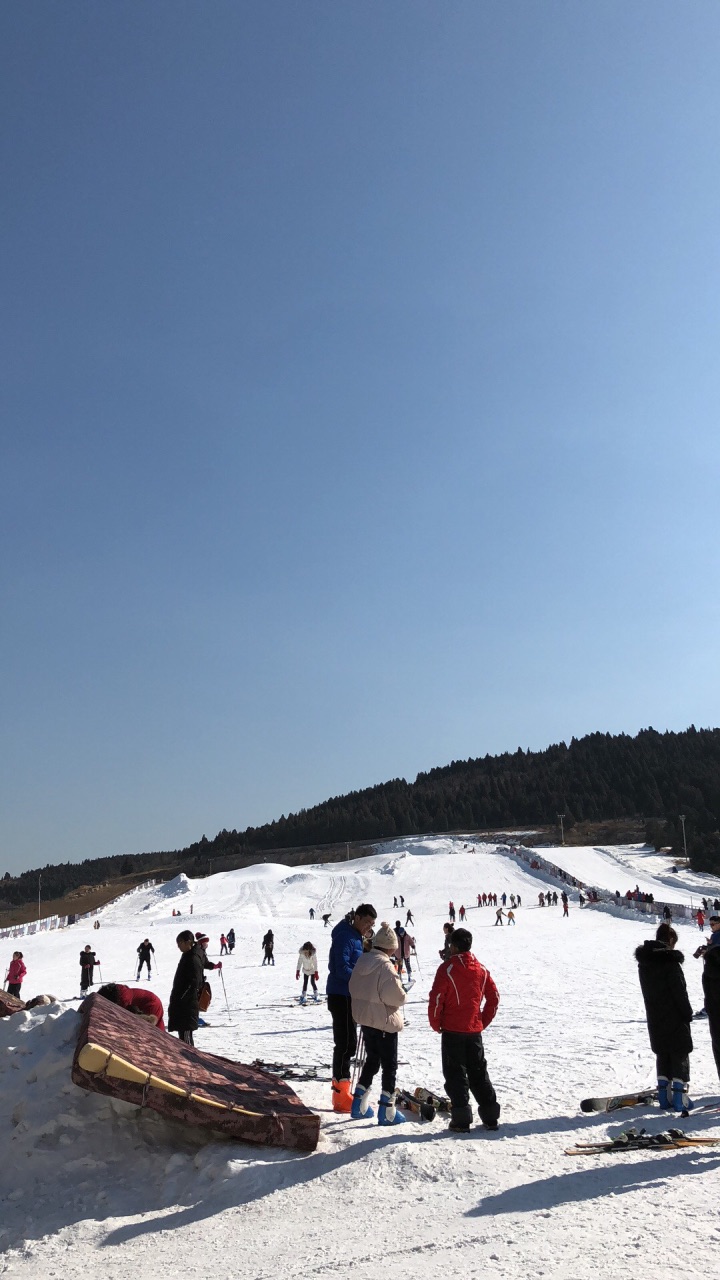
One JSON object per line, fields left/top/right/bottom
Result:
{"left": 77, "top": 1041, "right": 266, "bottom": 1118}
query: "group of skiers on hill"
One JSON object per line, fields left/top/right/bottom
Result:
{"left": 326, "top": 904, "right": 500, "bottom": 1132}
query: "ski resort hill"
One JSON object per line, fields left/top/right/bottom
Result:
{"left": 2, "top": 837, "right": 720, "bottom": 1280}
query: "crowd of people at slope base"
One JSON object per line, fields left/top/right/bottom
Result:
{"left": 6, "top": 896, "right": 720, "bottom": 1135}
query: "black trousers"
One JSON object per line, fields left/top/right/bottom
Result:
{"left": 301, "top": 974, "right": 318, "bottom": 994}
{"left": 655, "top": 1050, "right": 690, "bottom": 1081}
{"left": 177, "top": 1029, "right": 194, "bottom": 1046}
{"left": 327, "top": 993, "right": 357, "bottom": 1080}
{"left": 441, "top": 1031, "right": 500, "bottom": 1125}
{"left": 138, "top": 958, "right": 151, "bottom": 976}
{"left": 358, "top": 1026, "right": 398, "bottom": 1094}
{"left": 7, "top": 983, "right": 21, "bottom": 997}
{"left": 708, "top": 1013, "right": 720, "bottom": 1081}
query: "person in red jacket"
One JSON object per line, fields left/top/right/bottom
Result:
{"left": 6, "top": 952, "right": 26, "bottom": 997}
{"left": 98, "top": 983, "right": 165, "bottom": 1030}
{"left": 428, "top": 927, "right": 500, "bottom": 1133}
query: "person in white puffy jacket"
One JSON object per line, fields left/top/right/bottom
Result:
{"left": 296, "top": 943, "right": 320, "bottom": 1004}
{"left": 348, "top": 922, "right": 407, "bottom": 1125}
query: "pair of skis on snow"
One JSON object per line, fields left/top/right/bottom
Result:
{"left": 581, "top": 1088, "right": 720, "bottom": 1116}
{"left": 566, "top": 1127, "right": 720, "bottom": 1155}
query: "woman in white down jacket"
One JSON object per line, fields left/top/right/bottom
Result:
{"left": 348, "top": 921, "right": 407, "bottom": 1125}
{"left": 296, "top": 942, "right": 320, "bottom": 1004}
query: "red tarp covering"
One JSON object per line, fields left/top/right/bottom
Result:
{"left": 0, "top": 992, "right": 25, "bottom": 1018}
{"left": 72, "top": 994, "right": 320, "bottom": 1152}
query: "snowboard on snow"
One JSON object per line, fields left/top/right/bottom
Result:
{"left": 580, "top": 1088, "right": 658, "bottom": 1113}
{"left": 566, "top": 1126, "right": 720, "bottom": 1155}
{"left": 413, "top": 1086, "right": 451, "bottom": 1113}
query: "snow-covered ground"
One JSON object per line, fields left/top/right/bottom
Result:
{"left": 2, "top": 837, "right": 720, "bottom": 1280}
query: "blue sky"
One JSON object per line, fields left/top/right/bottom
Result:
{"left": 2, "top": 2, "right": 720, "bottom": 875}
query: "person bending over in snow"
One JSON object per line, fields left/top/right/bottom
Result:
{"left": 636, "top": 922, "right": 694, "bottom": 1113}
{"left": 348, "top": 922, "right": 407, "bottom": 1125}
{"left": 296, "top": 942, "right": 320, "bottom": 1003}
{"left": 6, "top": 952, "right": 26, "bottom": 997}
{"left": 428, "top": 927, "right": 500, "bottom": 1133}
{"left": 98, "top": 983, "right": 165, "bottom": 1030}
{"left": 168, "top": 931, "right": 205, "bottom": 1046}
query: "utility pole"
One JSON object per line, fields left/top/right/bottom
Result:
{"left": 346, "top": 842, "right": 350, "bottom": 862}
{"left": 38, "top": 873, "right": 41, "bottom": 920}
{"left": 679, "top": 815, "right": 688, "bottom": 863}
{"left": 557, "top": 813, "right": 565, "bottom": 846}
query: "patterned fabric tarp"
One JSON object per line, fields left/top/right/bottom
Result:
{"left": 0, "top": 992, "right": 25, "bottom": 1018}
{"left": 72, "top": 994, "right": 320, "bottom": 1152}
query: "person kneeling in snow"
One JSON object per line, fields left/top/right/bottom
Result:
{"left": 348, "top": 921, "right": 407, "bottom": 1125}
{"left": 98, "top": 983, "right": 165, "bottom": 1031}
{"left": 428, "top": 927, "right": 500, "bottom": 1133}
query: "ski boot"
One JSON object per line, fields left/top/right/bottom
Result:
{"left": 657, "top": 1076, "right": 670, "bottom": 1109}
{"left": 313, "top": 992, "right": 320, "bottom": 1003}
{"left": 351, "top": 1086, "right": 375, "bottom": 1119}
{"left": 331, "top": 1078, "right": 353, "bottom": 1113}
{"left": 448, "top": 1103, "right": 473, "bottom": 1133}
{"left": 671, "top": 1079, "right": 693, "bottom": 1116}
{"left": 377, "top": 1090, "right": 406, "bottom": 1126}
{"left": 299, "top": 994, "right": 307, "bottom": 1005}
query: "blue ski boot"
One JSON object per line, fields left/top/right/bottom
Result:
{"left": 351, "top": 1086, "right": 374, "bottom": 1120}
{"left": 657, "top": 1076, "right": 670, "bottom": 1109}
{"left": 671, "top": 1078, "right": 693, "bottom": 1115}
{"left": 377, "top": 1090, "right": 406, "bottom": 1126}
{"left": 299, "top": 994, "right": 307, "bottom": 1005}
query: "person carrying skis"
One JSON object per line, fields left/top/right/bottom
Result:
{"left": 6, "top": 952, "right": 26, "bottom": 997}
{"left": 296, "top": 942, "right": 320, "bottom": 1004}
{"left": 168, "top": 930, "right": 205, "bottom": 1046}
{"left": 79, "top": 946, "right": 99, "bottom": 993}
{"left": 98, "top": 983, "right": 165, "bottom": 1030}
{"left": 348, "top": 921, "right": 407, "bottom": 1125}
{"left": 227, "top": 928, "right": 235, "bottom": 953}
{"left": 262, "top": 930, "right": 275, "bottom": 965}
{"left": 635, "top": 922, "right": 694, "bottom": 1113}
{"left": 220, "top": 934, "right": 228, "bottom": 955}
{"left": 136, "top": 938, "right": 154, "bottom": 978}
{"left": 428, "top": 927, "right": 500, "bottom": 1133}
{"left": 326, "top": 902, "right": 377, "bottom": 1112}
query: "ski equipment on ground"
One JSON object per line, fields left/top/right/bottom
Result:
{"left": 580, "top": 1089, "right": 658, "bottom": 1113}
{"left": 565, "top": 1127, "right": 720, "bottom": 1155}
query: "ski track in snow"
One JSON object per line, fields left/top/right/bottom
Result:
{"left": 2, "top": 837, "right": 720, "bottom": 1279}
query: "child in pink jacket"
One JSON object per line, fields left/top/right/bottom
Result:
{"left": 6, "top": 952, "right": 26, "bottom": 998}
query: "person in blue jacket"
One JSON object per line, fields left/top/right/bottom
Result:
{"left": 326, "top": 903, "right": 377, "bottom": 1111}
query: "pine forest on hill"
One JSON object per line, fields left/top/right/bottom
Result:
{"left": 3, "top": 725, "right": 720, "bottom": 911}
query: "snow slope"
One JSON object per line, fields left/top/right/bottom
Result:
{"left": 2, "top": 837, "right": 720, "bottom": 1280}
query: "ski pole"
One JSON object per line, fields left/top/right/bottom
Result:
{"left": 351, "top": 1028, "right": 366, "bottom": 1092}
{"left": 411, "top": 947, "right": 422, "bottom": 979}
{"left": 219, "top": 967, "right": 231, "bottom": 1019}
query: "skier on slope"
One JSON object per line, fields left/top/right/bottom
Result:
{"left": 220, "top": 934, "right": 229, "bottom": 955}
{"left": 136, "top": 938, "right": 155, "bottom": 979}
{"left": 326, "top": 903, "right": 377, "bottom": 1112}
{"left": 635, "top": 922, "right": 694, "bottom": 1113}
{"left": 262, "top": 930, "right": 275, "bottom": 966}
{"left": 79, "top": 946, "right": 99, "bottom": 994}
{"left": 348, "top": 922, "right": 407, "bottom": 1125}
{"left": 394, "top": 921, "right": 415, "bottom": 981}
{"left": 296, "top": 942, "right": 320, "bottom": 1004}
{"left": 98, "top": 982, "right": 165, "bottom": 1030}
{"left": 6, "top": 952, "right": 26, "bottom": 998}
{"left": 168, "top": 930, "right": 205, "bottom": 1046}
{"left": 428, "top": 927, "right": 500, "bottom": 1133}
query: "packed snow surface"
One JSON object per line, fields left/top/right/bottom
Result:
{"left": 2, "top": 836, "right": 720, "bottom": 1280}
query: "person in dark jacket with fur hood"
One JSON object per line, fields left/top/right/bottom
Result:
{"left": 168, "top": 930, "right": 205, "bottom": 1046}
{"left": 635, "top": 922, "right": 694, "bottom": 1113}
{"left": 700, "top": 929, "right": 720, "bottom": 1081}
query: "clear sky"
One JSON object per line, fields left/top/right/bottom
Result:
{"left": 2, "top": 2, "right": 720, "bottom": 876}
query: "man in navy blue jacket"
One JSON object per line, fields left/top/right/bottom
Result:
{"left": 327, "top": 903, "right": 377, "bottom": 1111}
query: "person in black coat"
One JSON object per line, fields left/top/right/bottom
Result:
{"left": 635, "top": 922, "right": 693, "bottom": 1112}
{"left": 701, "top": 942, "right": 720, "bottom": 1081}
{"left": 167, "top": 930, "right": 204, "bottom": 1046}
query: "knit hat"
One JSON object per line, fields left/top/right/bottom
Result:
{"left": 195, "top": 932, "right": 210, "bottom": 945}
{"left": 372, "top": 921, "right": 398, "bottom": 951}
